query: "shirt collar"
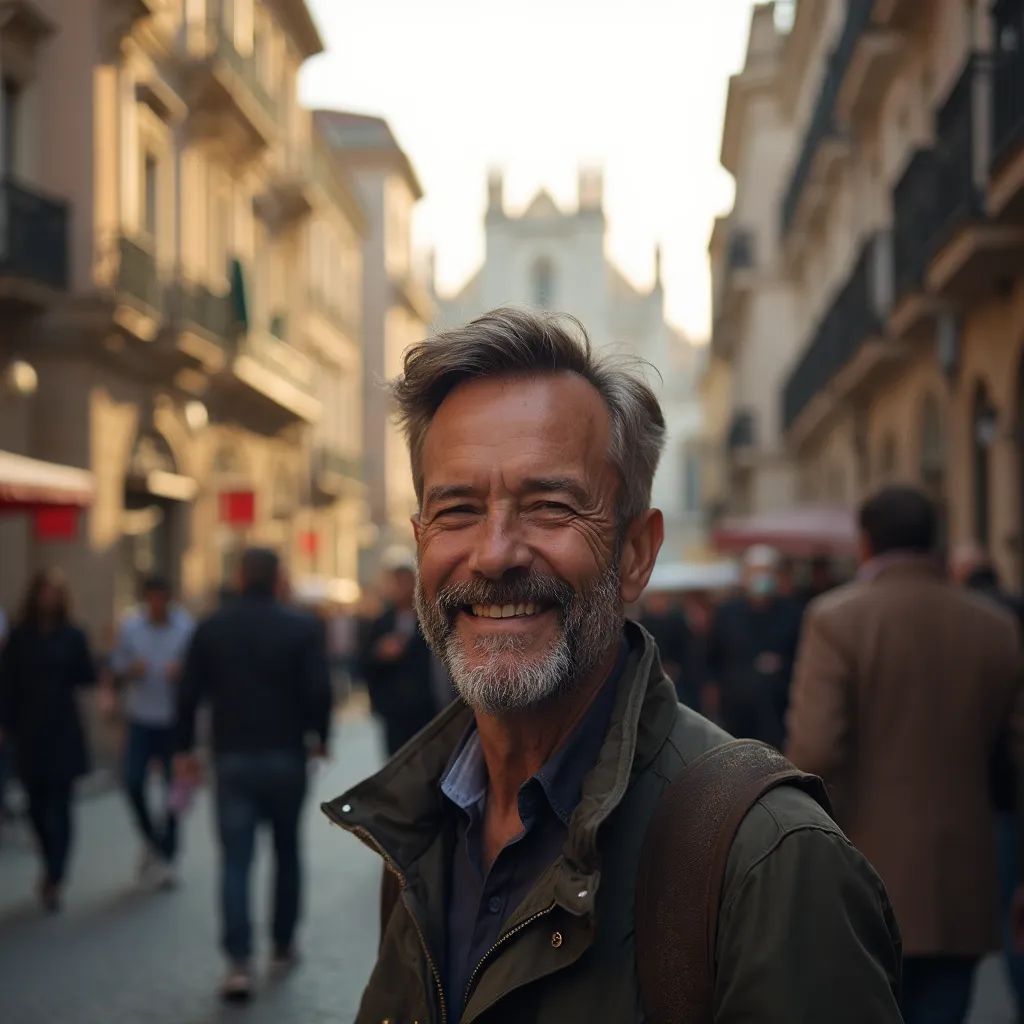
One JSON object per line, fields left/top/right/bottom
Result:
{"left": 440, "top": 640, "right": 627, "bottom": 828}
{"left": 857, "top": 551, "right": 938, "bottom": 583}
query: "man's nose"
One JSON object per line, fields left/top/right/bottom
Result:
{"left": 467, "top": 510, "right": 531, "bottom": 579}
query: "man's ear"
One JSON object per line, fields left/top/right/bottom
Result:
{"left": 618, "top": 509, "right": 664, "bottom": 604}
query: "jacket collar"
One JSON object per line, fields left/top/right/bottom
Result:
{"left": 322, "top": 620, "right": 677, "bottom": 911}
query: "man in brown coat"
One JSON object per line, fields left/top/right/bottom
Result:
{"left": 787, "top": 485, "right": 1022, "bottom": 1024}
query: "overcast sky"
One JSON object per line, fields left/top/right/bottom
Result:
{"left": 300, "top": 0, "right": 759, "bottom": 340}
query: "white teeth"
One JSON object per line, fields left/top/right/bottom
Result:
{"left": 469, "top": 602, "right": 543, "bottom": 618}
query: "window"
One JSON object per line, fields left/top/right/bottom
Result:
{"left": 1, "top": 79, "right": 20, "bottom": 179}
{"left": 532, "top": 257, "right": 556, "bottom": 308}
{"left": 142, "top": 153, "right": 159, "bottom": 240}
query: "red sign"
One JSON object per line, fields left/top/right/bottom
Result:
{"left": 299, "top": 530, "right": 320, "bottom": 557}
{"left": 34, "top": 506, "right": 79, "bottom": 541}
{"left": 219, "top": 490, "right": 255, "bottom": 527}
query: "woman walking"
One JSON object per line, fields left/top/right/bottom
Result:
{"left": 0, "top": 570, "right": 97, "bottom": 911}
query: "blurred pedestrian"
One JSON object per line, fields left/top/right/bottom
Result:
{"left": 0, "top": 569, "right": 97, "bottom": 911}
{"left": 706, "top": 545, "right": 801, "bottom": 747}
{"left": 175, "top": 548, "right": 332, "bottom": 1002}
{"left": 950, "top": 541, "right": 1024, "bottom": 1016}
{"left": 360, "top": 564, "right": 436, "bottom": 755}
{"left": 103, "top": 575, "right": 194, "bottom": 888}
{"left": 638, "top": 591, "right": 696, "bottom": 708}
{"left": 787, "top": 487, "right": 1023, "bottom": 1024}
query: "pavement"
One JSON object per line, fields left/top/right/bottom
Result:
{"left": 0, "top": 708, "right": 1018, "bottom": 1023}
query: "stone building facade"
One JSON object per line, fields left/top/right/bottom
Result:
{"left": 0, "top": 0, "right": 367, "bottom": 640}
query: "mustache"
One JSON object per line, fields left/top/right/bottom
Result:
{"left": 432, "top": 572, "right": 575, "bottom": 616}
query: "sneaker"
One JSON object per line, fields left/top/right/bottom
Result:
{"left": 221, "top": 965, "right": 252, "bottom": 1003}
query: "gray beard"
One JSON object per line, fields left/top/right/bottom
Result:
{"left": 415, "top": 565, "right": 624, "bottom": 715}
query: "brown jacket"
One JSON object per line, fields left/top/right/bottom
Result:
{"left": 786, "top": 559, "right": 1021, "bottom": 957}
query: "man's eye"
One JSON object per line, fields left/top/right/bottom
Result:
{"left": 532, "top": 502, "right": 573, "bottom": 514}
{"left": 436, "top": 505, "right": 477, "bottom": 518}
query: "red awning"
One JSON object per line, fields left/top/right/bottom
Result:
{"left": 711, "top": 507, "right": 858, "bottom": 557}
{"left": 0, "top": 450, "right": 94, "bottom": 509}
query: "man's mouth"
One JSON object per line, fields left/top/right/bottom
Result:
{"left": 464, "top": 602, "right": 551, "bottom": 619}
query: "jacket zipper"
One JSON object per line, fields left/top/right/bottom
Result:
{"left": 462, "top": 901, "right": 558, "bottom": 1012}
{"left": 326, "top": 814, "right": 448, "bottom": 1024}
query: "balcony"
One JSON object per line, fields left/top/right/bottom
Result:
{"left": 991, "top": 0, "right": 1024, "bottom": 216}
{"left": 927, "top": 56, "right": 1024, "bottom": 300}
{"left": 164, "top": 279, "right": 232, "bottom": 370}
{"left": 889, "top": 149, "right": 941, "bottom": 339}
{"left": 225, "top": 328, "right": 321, "bottom": 427}
{"left": 783, "top": 233, "right": 898, "bottom": 441}
{"left": 311, "top": 445, "right": 363, "bottom": 504}
{"left": 780, "top": 0, "right": 874, "bottom": 243}
{"left": 111, "top": 235, "right": 164, "bottom": 342}
{"left": 0, "top": 179, "right": 69, "bottom": 306}
{"left": 181, "top": 17, "right": 278, "bottom": 158}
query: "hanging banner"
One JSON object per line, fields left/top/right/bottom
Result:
{"left": 34, "top": 506, "right": 79, "bottom": 541}
{"left": 219, "top": 490, "right": 256, "bottom": 527}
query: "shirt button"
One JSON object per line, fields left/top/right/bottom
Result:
{"left": 487, "top": 895, "right": 502, "bottom": 914}
{"left": 551, "top": 930, "right": 564, "bottom": 948}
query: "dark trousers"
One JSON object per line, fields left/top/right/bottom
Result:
{"left": 22, "top": 776, "right": 73, "bottom": 885}
{"left": 215, "top": 751, "right": 307, "bottom": 963}
{"left": 996, "top": 812, "right": 1024, "bottom": 1010}
{"left": 123, "top": 721, "right": 177, "bottom": 861}
{"left": 900, "top": 956, "right": 978, "bottom": 1024}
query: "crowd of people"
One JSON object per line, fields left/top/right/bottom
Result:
{"left": 1, "top": 486, "right": 1023, "bottom": 1017}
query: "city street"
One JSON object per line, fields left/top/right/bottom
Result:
{"left": 0, "top": 710, "right": 383, "bottom": 1024}
{"left": 0, "top": 707, "right": 1017, "bottom": 1024}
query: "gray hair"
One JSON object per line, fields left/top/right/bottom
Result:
{"left": 390, "top": 306, "right": 666, "bottom": 524}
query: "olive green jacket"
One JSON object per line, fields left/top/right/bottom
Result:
{"left": 324, "top": 623, "right": 903, "bottom": 1023}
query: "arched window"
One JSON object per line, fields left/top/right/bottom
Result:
{"left": 531, "top": 257, "right": 556, "bottom": 309}
{"left": 919, "top": 393, "right": 946, "bottom": 500}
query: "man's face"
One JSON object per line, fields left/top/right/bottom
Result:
{"left": 144, "top": 588, "right": 169, "bottom": 620}
{"left": 413, "top": 373, "right": 628, "bottom": 715}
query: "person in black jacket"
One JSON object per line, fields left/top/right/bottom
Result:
{"left": 361, "top": 565, "right": 437, "bottom": 756}
{"left": 707, "top": 546, "right": 802, "bottom": 750}
{"left": 0, "top": 569, "right": 96, "bottom": 911}
{"left": 175, "top": 548, "right": 331, "bottom": 1002}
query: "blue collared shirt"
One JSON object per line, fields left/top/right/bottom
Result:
{"left": 440, "top": 643, "right": 626, "bottom": 1018}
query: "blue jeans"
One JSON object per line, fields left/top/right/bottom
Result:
{"left": 215, "top": 752, "right": 307, "bottom": 963}
{"left": 123, "top": 722, "right": 177, "bottom": 861}
{"left": 901, "top": 956, "right": 978, "bottom": 1024}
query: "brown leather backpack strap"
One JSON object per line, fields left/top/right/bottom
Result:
{"left": 635, "top": 739, "right": 832, "bottom": 1024}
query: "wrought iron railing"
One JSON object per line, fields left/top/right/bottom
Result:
{"left": 117, "top": 235, "right": 162, "bottom": 312}
{"left": 782, "top": 236, "right": 884, "bottom": 430}
{"left": 0, "top": 180, "right": 69, "bottom": 289}
{"left": 170, "top": 279, "right": 232, "bottom": 343}
{"left": 993, "top": 0, "right": 1024, "bottom": 166}
{"left": 932, "top": 56, "right": 989, "bottom": 249}
{"left": 780, "top": 0, "right": 875, "bottom": 237}
{"left": 891, "top": 149, "right": 939, "bottom": 302}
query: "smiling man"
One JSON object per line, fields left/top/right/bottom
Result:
{"left": 325, "top": 308, "right": 902, "bottom": 1023}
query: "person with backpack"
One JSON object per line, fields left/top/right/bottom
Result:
{"left": 324, "top": 308, "right": 902, "bottom": 1023}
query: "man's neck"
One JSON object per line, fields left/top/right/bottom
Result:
{"left": 474, "top": 641, "right": 620, "bottom": 822}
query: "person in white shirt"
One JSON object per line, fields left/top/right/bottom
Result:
{"left": 105, "top": 576, "right": 194, "bottom": 886}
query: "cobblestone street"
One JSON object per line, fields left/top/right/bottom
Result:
{"left": 0, "top": 708, "right": 1018, "bottom": 1023}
